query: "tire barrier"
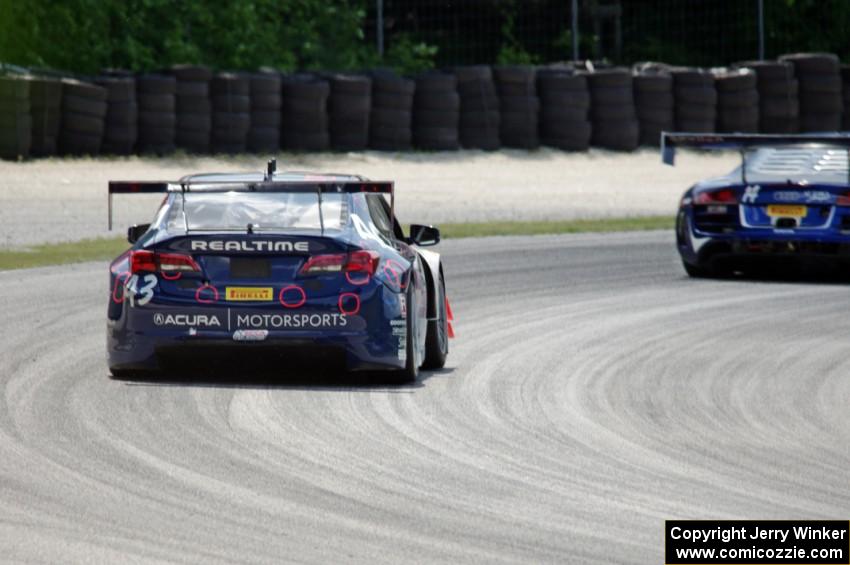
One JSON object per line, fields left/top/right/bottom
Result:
{"left": 280, "top": 74, "right": 330, "bottom": 151}
{"left": 0, "top": 55, "right": 846, "bottom": 160}
{"left": 494, "top": 65, "right": 539, "bottom": 149}
{"left": 632, "top": 65, "right": 673, "bottom": 146}
{"left": 842, "top": 65, "right": 850, "bottom": 132}
{"left": 537, "top": 68, "right": 590, "bottom": 151}
{"left": 171, "top": 65, "right": 212, "bottom": 153}
{"left": 714, "top": 68, "right": 759, "bottom": 133}
{"left": 247, "top": 71, "right": 281, "bottom": 153}
{"left": 369, "top": 71, "right": 414, "bottom": 151}
{"left": 135, "top": 73, "right": 176, "bottom": 154}
{"left": 671, "top": 67, "right": 717, "bottom": 134}
{"left": 96, "top": 74, "right": 137, "bottom": 155}
{"left": 29, "top": 77, "right": 62, "bottom": 157}
{"left": 413, "top": 71, "right": 460, "bottom": 150}
{"left": 0, "top": 76, "right": 31, "bottom": 159}
{"left": 736, "top": 60, "right": 798, "bottom": 134}
{"left": 327, "top": 73, "right": 371, "bottom": 151}
{"left": 587, "top": 68, "right": 639, "bottom": 150}
{"left": 779, "top": 52, "right": 842, "bottom": 132}
{"left": 59, "top": 79, "right": 107, "bottom": 156}
{"left": 455, "top": 65, "right": 500, "bottom": 150}
{"left": 210, "top": 72, "right": 250, "bottom": 154}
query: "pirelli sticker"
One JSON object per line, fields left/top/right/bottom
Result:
{"left": 225, "top": 287, "right": 273, "bottom": 301}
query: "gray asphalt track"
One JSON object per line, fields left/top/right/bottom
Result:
{"left": 2, "top": 231, "right": 850, "bottom": 564}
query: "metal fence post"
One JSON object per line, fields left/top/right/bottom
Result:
{"left": 572, "top": 0, "right": 579, "bottom": 61}
{"left": 757, "top": 0, "right": 764, "bottom": 59}
{"left": 377, "top": 0, "right": 385, "bottom": 58}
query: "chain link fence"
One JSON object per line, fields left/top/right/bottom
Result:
{"left": 365, "top": 0, "right": 850, "bottom": 69}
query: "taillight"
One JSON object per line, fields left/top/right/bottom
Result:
{"left": 837, "top": 191, "right": 850, "bottom": 206}
{"left": 300, "top": 250, "right": 380, "bottom": 276}
{"left": 346, "top": 250, "right": 380, "bottom": 273}
{"left": 158, "top": 252, "right": 201, "bottom": 273}
{"left": 694, "top": 188, "right": 737, "bottom": 204}
{"left": 130, "top": 250, "right": 156, "bottom": 273}
{"left": 130, "top": 250, "right": 200, "bottom": 274}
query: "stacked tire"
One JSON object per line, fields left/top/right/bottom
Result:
{"left": 779, "top": 53, "right": 842, "bottom": 132}
{"left": 171, "top": 65, "right": 212, "bottom": 153}
{"left": 211, "top": 73, "right": 250, "bottom": 153}
{"left": 536, "top": 69, "right": 591, "bottom": 150}
{"left": 413, "top": 72, "right": 460, "bottom": 150}
{"left": 737, "top": 60, "right": 798, "bottom": 133}
{"left": 280, "top": 74, "right": 330, "bottom": 151}
{"left": 671, "top": 68, "right": 716, "bottom": 133}
{"left": 247, "top": 71, "right": 282, "bottom": 153}
{"left": 59, "top": 79, "right": 107, "bottom": 156}
{"left": 494, "top": 66, "right": 539, "bottom": 149}
{"left": 842, "top": 66, "right": 850, "bottom": 131}
{"left": 0, "top": 76, "right": 31, "bottom": 159}
{"left": 96, "top": 75, "right": 137, "bottom": 155}
{"left": 29, "top": 77, "right": 62, "bottom": 157}
{"left": 455, "top": 66, "right": 500, "bottom": 150}
{"left": 632, "top": 71, "right": 673, "bottom": 145}
{"left": 369, "top": 71, "right": 414, "bottom": 151}
{"left": 327, "top": 74, "right": 371, "bottom": 151}
{"left": 587, "top": 68, "right": 639, "bottom": 150}
{"left": 714, "top": 68, "right": 759, "bottom": 133}
{"left": 136, "top": 74, "right": 176, "bottom": 154}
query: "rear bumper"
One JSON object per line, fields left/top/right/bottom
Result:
{"left": 682, "top": 235, "right": 850, "bottom": 270}
{"left": 678, "top": 207, "right": 850, "bottom": 265}
{"left": 107, "top": 286, "right": 407, "bottom": 373}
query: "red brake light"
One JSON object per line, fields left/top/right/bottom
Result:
{"left": 837, "top": 191, "right": 850, "bottom": 206}
{"left": 695, "top": 189, "right": 737, "bottom": 204}
{"left": 130, "top": 250, "right": 156, "bottom": 273}
{"left": 300, "top": 250, "right": 380, "bottom": 276}
{"left": 130, "top": 250, "right": 200, "bottom": 274}
{"left": 346, "top": 250, "right": 380, "bottom": 274}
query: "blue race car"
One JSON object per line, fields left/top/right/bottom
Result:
{"left": 664, "top": 133, "right": 850, "bottom": 277}
{"left": 106, "top": 160, "right": 452, "bottom": 382}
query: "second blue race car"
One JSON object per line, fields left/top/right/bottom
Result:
{"left": 106, "top": 160, "right": 452, "bottom": 383}
{"left": 665, "top": 133, "right": 850, "bottom": 277}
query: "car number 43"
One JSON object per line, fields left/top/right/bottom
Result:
{"left": 126, "top": 274, "right": 157, "bottom": 306}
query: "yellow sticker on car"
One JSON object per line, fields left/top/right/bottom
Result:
{"left": 767, "top": 204, "right": 807, "bottom": 218}
{"left": 225, "top": 287, "right": 273, "bottom": 301}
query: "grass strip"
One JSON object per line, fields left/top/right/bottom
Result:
{"left": 0, "top": 237, "right": 130, "bottom": 271}
{"left": 439, "top": 216, "right": 674, "bottom": 238}
{"left": 0, "top": 216, "right": 674, "bottom": 271}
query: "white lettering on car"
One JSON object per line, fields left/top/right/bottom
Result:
{"left": 742, "top": 185, "right": 761, "bottom": 203}
{"left": 235, "top": 313, "right": 348, "bottom": 328}
{"left": 153, "top": 313, "right": 222, "bottom": 327}
{"left": 126, "top": 274, "right": 157, "bottom": 307}
{"left": 189, "top": 240, "right": 311, "bottom": 252}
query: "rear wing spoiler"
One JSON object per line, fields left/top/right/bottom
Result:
{"left": 661, "top": 132, "right": 850, "bottom": 184}
{"left": 661, "top": 132, "right": 850, "bottom": 165}
{"left": 108, "top": 178, "right": 394, "bottom": 230}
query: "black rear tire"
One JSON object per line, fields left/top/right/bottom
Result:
{"left": 422, "top": 271, "right": 448, "bottom": 370}
{"left": 109, "top": 368, "right": 152, "bottom": 380}
{"left": 682, "top": 260, "right": 715, "bottom": 278}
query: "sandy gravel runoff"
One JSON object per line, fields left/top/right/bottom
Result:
{"left": 0, "top": 149, "right": 737, "bottom": 248}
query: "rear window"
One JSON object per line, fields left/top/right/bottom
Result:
{"left": 163, "top": 192, "right": 346, "bottom": 232}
